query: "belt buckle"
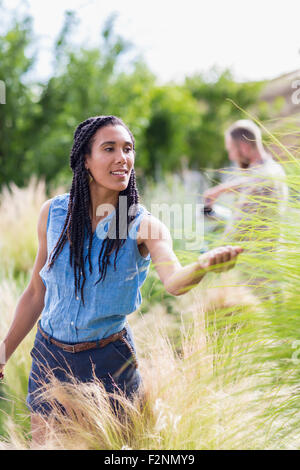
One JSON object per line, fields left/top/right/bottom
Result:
{"left": 63, "top": 345, "right": 76, "bottom": 353}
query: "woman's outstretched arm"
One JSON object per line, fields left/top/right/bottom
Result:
{"left": 0, "top": 199, "right": 52, "bottom": 375}
{"left": 138, "top": 214, "right": 243, "bottom": 296}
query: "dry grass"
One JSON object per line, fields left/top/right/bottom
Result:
{"left": 1, "top": 170, "right": 300, "bottom": 450}
{"left": 1, "top": 272, "right": 291, "bottom": 450}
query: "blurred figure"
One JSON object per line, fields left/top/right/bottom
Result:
{"left": 204, "top": 119, "right": 288, "bottom": 241}
{"left": 203, "top": 119, "right": 288, "bottom": 301}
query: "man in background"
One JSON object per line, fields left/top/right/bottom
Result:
{"left": 203, "top": 119, "right": 288, "bottom": 301}
{"left": 203, "top": 119, "right": 288, "bottom": 242}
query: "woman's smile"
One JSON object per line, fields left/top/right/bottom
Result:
{"left": 110, "top": 169, "right": 129, "bottom": 178}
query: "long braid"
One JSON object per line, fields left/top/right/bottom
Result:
{"left": 94, "top": 169, "right": 140, "bottom": 283}
{"left": 47, "top": 115, "right": 140, "bottom": 306}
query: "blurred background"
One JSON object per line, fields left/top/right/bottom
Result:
{"left": 1, "top": 0, "right": 300, "bottom": 193}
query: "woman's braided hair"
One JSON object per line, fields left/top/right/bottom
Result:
{"left": 47, "top": 115, "right": 139, "bottom": 305}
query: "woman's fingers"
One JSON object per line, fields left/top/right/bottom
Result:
{"left": 210, "top": 248, "right": 224, "bottom": 265}
{"left": 224, "top": 245, "right": 243, "bottom": 262}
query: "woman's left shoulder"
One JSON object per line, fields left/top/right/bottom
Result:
{"left": 137, "top": 212, "right": 171, "bottom": 245}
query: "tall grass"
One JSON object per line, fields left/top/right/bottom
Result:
{"left": 0, "top": 176, "right": 66, "bottom": 276}
{"left": 0, "top": 140, "right": 300, "bottom": 449}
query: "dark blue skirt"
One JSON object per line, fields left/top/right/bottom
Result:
{"left": 26, "top": 320, "right": 143, "bottom": 417}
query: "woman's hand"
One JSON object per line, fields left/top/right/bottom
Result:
{"left": 198, "top": 245, "right": 243, "bottom": 273}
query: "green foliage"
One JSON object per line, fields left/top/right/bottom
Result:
{"left": 185, "top": 69, "right": 264, "bottom": 169}
{"left": 142, "top": 85, "right": 201, "bottom": 179}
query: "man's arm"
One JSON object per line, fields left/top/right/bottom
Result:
{"left": 203, "top": 178, "right": 248, "bottom": 207}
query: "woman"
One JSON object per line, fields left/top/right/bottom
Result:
{"left": 0, "top": 115, "right": 242, "bottom": 445}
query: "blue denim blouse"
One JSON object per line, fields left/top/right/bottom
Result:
{"left": 39, "top": 193, "right": 151, "bottom": 343}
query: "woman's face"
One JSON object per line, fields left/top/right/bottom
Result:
{"left": 84, "top": 124, "right": 135, "bottom": 192}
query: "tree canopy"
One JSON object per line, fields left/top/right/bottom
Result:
{"left": 0, "top": 5, "right": 265, "bottom": 191}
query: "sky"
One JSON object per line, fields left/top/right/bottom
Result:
{"left": 4, "top": 0, "right": 300, "bottom": 84}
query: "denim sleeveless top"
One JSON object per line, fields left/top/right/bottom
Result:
{"left": 39, "top": 193, "right": 151, "bottom": 343}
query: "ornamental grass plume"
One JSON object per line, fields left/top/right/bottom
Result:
{"left": 0, "top": 176, "right": 66, "bottom": 276}
{"left": 1, "top": 122, "right": 300, "bottom": 448}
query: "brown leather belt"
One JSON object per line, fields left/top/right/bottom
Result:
{"left": 37, "top": 323, "right": 127, "bottom": 354}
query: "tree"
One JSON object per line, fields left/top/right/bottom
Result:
{"left": 0, "top": 5, "right": 266, "bottom": 192}
{"left": 142, "top": 85, "right": 201, "bottom": 179}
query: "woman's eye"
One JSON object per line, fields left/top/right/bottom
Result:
{"left": 124, "top": 147, "right": 132, "bottom": 153}
{"left": 104, "top": 147, "right": 113, "bottom": 152}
